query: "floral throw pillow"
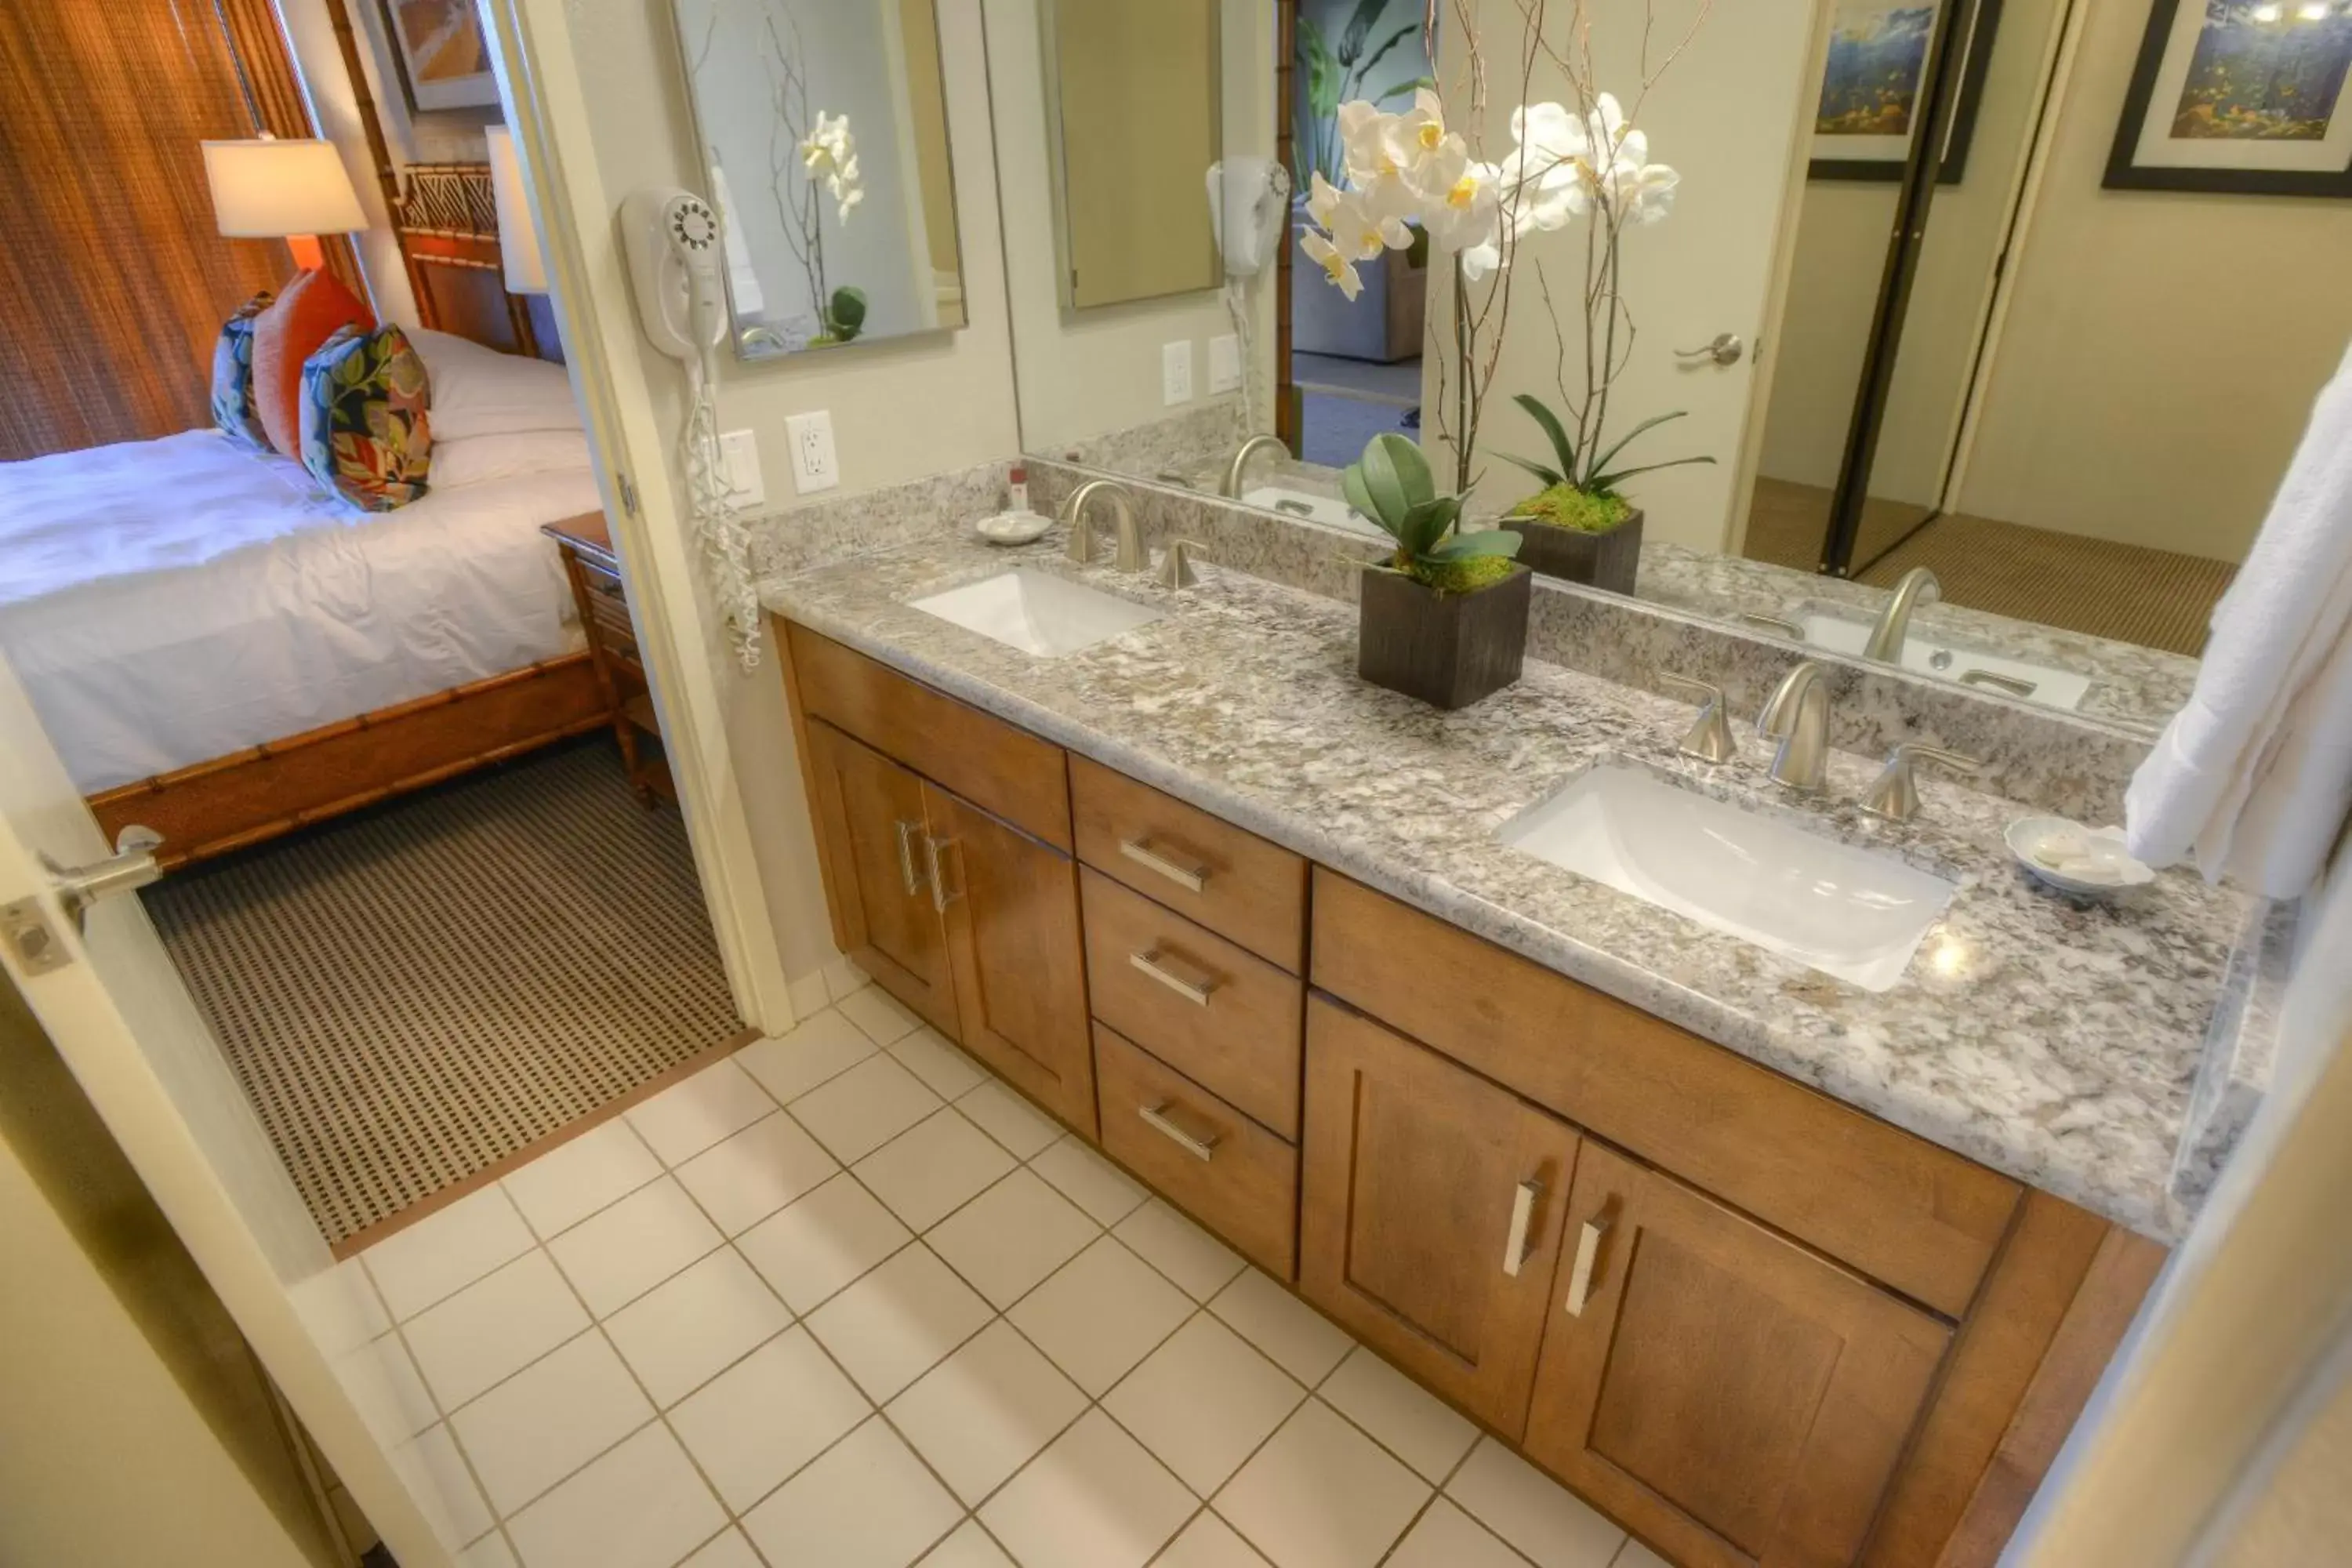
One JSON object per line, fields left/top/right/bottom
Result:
{"left": 298, "top": 323, "right": 433, "bottom": 510}
{"left": 209, "top": 291, "right": 274, "bottom": 452}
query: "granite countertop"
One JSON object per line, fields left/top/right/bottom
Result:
{"left": 761, "top": 526, "right": 2249, "bottom": 1242}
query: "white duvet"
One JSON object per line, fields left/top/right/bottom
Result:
{"left": 0, "top": 430, "right": 599, "bottom": 793}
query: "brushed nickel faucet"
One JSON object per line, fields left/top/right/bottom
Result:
{"left": 1860, "top": 742, "right": 1981, "bottom": 822}
{"left": 1658, "top": 673, "right": 1737, "bottom": 763}
{"left": 1221, "top": 434, "right": 1290, "bottom": 499}
{"left": 1756, "top": 660, "right": 1832, "bottom": 791}
{"left": 1863, "top": 567, "right": 1941, "bottom": 663}
{"left": 1063, "top": 478, "right": 1145, "bottom": 572}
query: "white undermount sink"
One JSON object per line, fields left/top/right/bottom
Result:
{"left": 1498, "top": 764, "right": 1957, "bottom": 993}
{"left": 909, "top": 569, "right": 1164, "bottom": 657}
{"left": 1241, "top": 485, "right": 1388, "bottom": 543}
{"left": 1798, "top": 609, "right": 2092, "bottom": 712}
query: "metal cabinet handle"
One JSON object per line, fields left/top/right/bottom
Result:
{"left": 1129, "top": 947, "right": 1217, "bottom": 1006}
{"left": 1501, "top": 1179, "right": 1541, "bottom": 1278}
{"left": 1119, "top": 837, "right": 1208, "bottom": 894}
{"left": 1138, "top": 1101, "right": 1220, "bottom": 1161}
{"left": 1565, "top": 1204, "right": 1618, "bottom": 1316}
{"left": 924, "top": 836, "right": 963, "bottom": 912}
{"left": 894, "top": 819, "right": 930, "bottom": 897}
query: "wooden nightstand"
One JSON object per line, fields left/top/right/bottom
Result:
{"left": 543, "top": 512, "right": 671, "bottom": 804}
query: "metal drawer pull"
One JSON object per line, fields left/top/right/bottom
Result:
{"left": 1138, "top": 1101, "right": 1220, "bottom": 1161}
{"left": 894, "top": 819, "right": 930, "bottom": 897}
{"left": 924, "top": 836, "right": 963, "bottom": 912}
{"left": 1130, "top": 947, "right": 1217, "bottom": 1006}
{"left": 1565, "top": 1208, "right": 1617, "bottom": 1316}
{"left": 1119, "top": 837, "right": 1208, "bottom": 893}
{"left": 1501, "top": 1179, "right": 1541, "bottom": 1278}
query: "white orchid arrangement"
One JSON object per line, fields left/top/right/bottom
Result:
{"left": 798, "top": 111, "right": 864, "bottom": 224}
{"left": 1298, "top": 1, "right": 1702, "bottom": 497}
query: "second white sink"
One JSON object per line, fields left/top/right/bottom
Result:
{"left": 1241, "top": 485, "right": 1388, "bottom": 543}
{"left": 1498, "top": 763, "right": 1957, "bottom": 993}
{"left": 909, "top": 569, "right": 1165, "bottom": 658}
{"left": 1798, "top": 608, "right": 2092, "bottom": 712}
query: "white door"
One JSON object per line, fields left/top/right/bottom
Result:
{"left": 0, "top": 654, "right": 470, "bottom": 1567}
{"left": 1447, "top": 0, "right": 1828, "bottom": 553}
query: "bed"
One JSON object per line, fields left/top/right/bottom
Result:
{"left": 0, "top": 162, "right": 619, "bottom": 870}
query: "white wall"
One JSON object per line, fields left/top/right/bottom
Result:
{"left": 1950, "top": 0, "right": 2352, "bottom": 563}
{"left": 993, "top": 0, "right": 1278, "bottom": 456}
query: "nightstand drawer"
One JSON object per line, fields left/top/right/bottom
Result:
{"left": 1096, "top": 1022, "right": 1297, "bottom": 1280}
{"left": 1081, "top": 866, "right": 1302, "bottom": 1140}
{"left": 1070, "top": 754, "right": 1307, "bottom": 970}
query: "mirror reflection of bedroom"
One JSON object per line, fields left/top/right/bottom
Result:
{"left": 0, "top": 0, "right": 742, "bottom": 1253}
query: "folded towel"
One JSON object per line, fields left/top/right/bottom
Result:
{"left": 2126, "top": 336, "right": 2352, "bottom": 897}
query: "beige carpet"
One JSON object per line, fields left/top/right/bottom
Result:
{"left": 143, "top": 741, "right": 741, "bottom": 1247}
{"left": 1743, "top": 477, "right": 2235, "bottom": 657}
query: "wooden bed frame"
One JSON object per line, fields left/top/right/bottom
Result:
{"left": 84, "top": 138, "right": 616, "bottom": 873}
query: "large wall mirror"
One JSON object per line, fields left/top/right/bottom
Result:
{"left": 985, "top": 0, "right": 2352, "bottom": 738}
{"left": 673, "top": 0, "right": 967, "bottom": 358}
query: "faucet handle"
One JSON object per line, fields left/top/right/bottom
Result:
{"left": 1861, "top": 742, "right": 1981, "bottom": 822}
{"left": 1157, "top": 538, "right": 1208, "bottom": 590}
{"left": 1657, "top": 673, "right": 1737, "bottom": 764}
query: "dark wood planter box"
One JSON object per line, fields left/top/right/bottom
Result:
{"left": 1357, "top": 564, "right": 1532, "bottom": 710}
{"left": 1501, "top": 507, "right": 1643, "bottom": 595}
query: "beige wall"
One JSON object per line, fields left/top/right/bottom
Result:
{"left": 1951, "top": 0, "right": 2352, "bottom": 563}
{"left": 1758, "top": 0, "right": 2068, "bottom": 506}
{"left": 995, "top": 0, "right": 1276, "bottom": 456}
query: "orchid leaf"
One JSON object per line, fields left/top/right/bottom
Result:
{"left": 1399, "top": 495, "right": 1460, "bottom": 558}
{"left": 1340, "top": 462, "right": 1392, "bottom": 539}
{"left": 1512, "top": 394, "right": 1579, "bottom": 479}
{"left": 1357, "top": 437, "right": 1410, "bottom": 527}
{"left": 1428, "top": 528, "right": 1524, "bottom": 561}
{"left": 1583, "top": 411, "right": 1689, "bottom": 488}
{"left": 1586, "top": 454, "right": 1718, "bottom": 494}
{"left": 1492, "top": 450, "right": 1564, "bottom": 489}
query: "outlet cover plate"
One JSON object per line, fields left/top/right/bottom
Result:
{"left": 1162, "top": 341, "right": 1194, "bottom": 406}
{"left": 717, "top": 429, "right": 764, "bottom": 509}
{"left": 786, "top": 411, "right": 839, "bottom": 494}
{"left": 1208, "top": 335, "right": 1241, "bottom": 394}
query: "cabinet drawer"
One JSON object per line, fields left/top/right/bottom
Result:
{"left": 1069, "top": 754, "right": 1307, "bottom": 970}
{"left": 1310, "top": 871, "right": 2020, "bottom": 1319}
{"left": 1082, "top": 867, "right": 1303, "bottom": 1140}
{"left": 782, "top": 619, "right": 1073, "bottom": 850}
{"left": 1095, "top": 1023, "right": 1298, "bottom": 1280}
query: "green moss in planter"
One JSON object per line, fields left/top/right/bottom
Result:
{"left": 1512, "top": 483, "right": 1633, "bottom": 534}
{"left": 1394, "top": 551, "right": 1519, "bottom": 596}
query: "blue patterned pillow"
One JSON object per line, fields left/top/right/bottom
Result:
{"left": 209, "top": 292, "right": 274, "bottom": 451}
{"left": 297, "top": 323, "right": 434, "bottom": 510}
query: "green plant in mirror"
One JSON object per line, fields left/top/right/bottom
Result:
{"left": 1497, "top": 394, "right": 1714, "bottom": 531}
{"left": 827, "top": 285, "right": 868, "bottom": 343}
{"left": 1342, "top": 433, "right": 1524, "bottom": 594}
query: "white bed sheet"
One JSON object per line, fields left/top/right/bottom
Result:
{"left": 0, "top": 430, "right": 600, "bottom": 793}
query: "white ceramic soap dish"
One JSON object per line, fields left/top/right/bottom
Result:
{"left": 2005, "top": 817, "right": 2155, "bottom": 898}
{"left": 975, "top": 510, "right": 1052, "bottom": 546}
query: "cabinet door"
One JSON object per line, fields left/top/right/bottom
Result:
{"left": 1523, "top": 1142, "right": 1952, "bottom": 1568}
{"left": 1298, "top": 997, "right": 1581, "bottom": 1437}
{"left": 923, "top": 783, "right": 1097, "bottom": 1135}
{"left": 802, "top": 720, "right": 959, "bottom": 1034}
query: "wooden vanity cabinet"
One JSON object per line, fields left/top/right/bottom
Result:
{"left": 1522, "top": 1141, "right": 1952, "bottom": 1568}
{"left": 801, "top": 719, "right": 961, "bottom": 1035}
{"left": 1299, "top": 996, "right": 1583, "bottom": 1437}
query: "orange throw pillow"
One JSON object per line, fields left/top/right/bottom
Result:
{"left": 251, "top": 270, "right": 373, "bottom": 457}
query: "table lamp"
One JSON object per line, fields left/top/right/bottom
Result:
{"left": 202, "top": 134, "right": 367, "bottom": 272}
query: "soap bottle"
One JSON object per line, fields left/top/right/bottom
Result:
{"left": 1008, "top": 463, "right": 1030, "bottom": 517}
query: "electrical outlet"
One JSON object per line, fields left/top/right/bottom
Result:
{"left": 1208, "top": 335, "right": 1241, "bottom": 394}
{"left": 1162, "top": 340, "right": 1195, "bottom": 406}
{"left": 785, "top": 411, "right": 839, "bottom": 494}
{"left": 717, "top": 429, "right": 764, "bottom": 509}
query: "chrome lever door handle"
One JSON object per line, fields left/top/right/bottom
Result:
{"left": 39, "top": 824, "right": 165, "bottom": 931}
{"left": 1675, "top": 332, "right": 1744, "bottom": 366}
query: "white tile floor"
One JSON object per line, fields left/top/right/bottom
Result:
{"left": 354, "top": 972, "right": 1659, "bottom": 1568}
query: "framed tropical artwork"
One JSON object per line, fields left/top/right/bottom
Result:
{"left": 379, "top": 0, "right": 501, "bottom": 114}
{"left": 1809, "top": 0, "right": 2006, "bottom": 183}
{"left": 2107, "top": 0, "right": 2352, "bottom": 194}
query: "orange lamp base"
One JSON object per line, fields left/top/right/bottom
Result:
{"left": 286, "top": 234, "right": 326, "bottom": 270}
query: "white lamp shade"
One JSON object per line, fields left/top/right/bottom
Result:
{"left": 485, "top": 125, "right": 550, "bottom": 295}
{"left": 201, "top": 137, "right": 366, "bottom": 238}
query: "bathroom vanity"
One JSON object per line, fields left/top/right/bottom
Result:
{"left": 763, "top": 525, "right": 2231, "bottom": 1568}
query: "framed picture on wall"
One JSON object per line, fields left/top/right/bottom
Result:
{"left": 2106, "top": 0, "right": 2352, "bottom": 194}
{"left": 1809, "top": 0, "right": 2005, "bottom": 183}
{"left": 378, "top": 0, "right": 502, "bottom": 113}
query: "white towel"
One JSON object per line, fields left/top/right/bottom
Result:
{"left": 2125, "top": 336, "right": 2352, "bottom": 898}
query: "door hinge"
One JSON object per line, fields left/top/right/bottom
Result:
{"left": 617, "top": 472, "right": 641, "bottom": 516}
{"left": 1, "top": 897, "right": 70, "bottom": 975}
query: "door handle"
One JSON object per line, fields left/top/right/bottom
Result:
{"left": 1675, "top": 332, "right": 1744, "bottom": 366}
{"left": 923, "top": 835, "right": 963, "bottom": 912}
{"left": 1138, "top": 1100, "right": 1220, "bottom": 1160}
{"left": 1564, "top": 1199, "right": 1621, "bottom": 1316}
{"left": 39, "top": 825, "right": 165, "bottom": 931}
{"left": 1118, "top": 836, "right": 1207, "bottom": 894}
{"left": 894, "top": 819, "right": 930, "bottom": 898}
{"left": 1501, "top": 1178, "right": 1542, "bottom": 1278}
{"left": 1129, "top": 947, "right": 1217, "bottom": 1006}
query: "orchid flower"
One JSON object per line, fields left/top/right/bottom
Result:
{"left": 1300, "top": 230, "right": 1364, "bottom": 300}
{"left": 799, "top": 111, "right": 864, "bottom": 223}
